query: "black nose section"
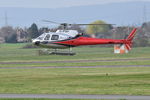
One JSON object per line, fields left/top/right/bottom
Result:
{"left": 34, "top": 41, "right": 40, "bottom": 45}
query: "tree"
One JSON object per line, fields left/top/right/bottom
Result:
{"left": 39, "top": 27, "right": 49, "bottom": 35}
{"left": 134, "top": 26, "right": 149, "bottom": 47}
{"left": 0, "top": 26, "right": 17, "bottom": 43}
{"left": 5, "top": 33, "right": 17, "bottom": 43}
{"left": 86, "top": 20, "right": 112, "bottom": 38}
{"left": 134, "top": 34, "right": 149, "bottom": 47}
{"left": 28, "top": 23, "right": 39, "bottom": 41}
{"left": 0, "top": 26, "right": 16, "bottom": 37}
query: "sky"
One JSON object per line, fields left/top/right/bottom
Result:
{"left": 0, "top": 0, "right": 150, "bottom": 8}
{"left": 0, "top": 0, "right": 150, "bottom": 27}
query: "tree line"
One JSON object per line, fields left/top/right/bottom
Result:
{"left": 0, "top": 20, "right": 150, "bottom": 47}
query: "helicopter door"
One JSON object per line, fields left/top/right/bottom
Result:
{"left": 44, "top": 34, "right": 50, "bottom": 40}
{"left": 51, "top": 35, "right": 59, "bottom": 41}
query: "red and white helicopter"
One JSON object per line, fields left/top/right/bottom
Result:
{"left": 32, "top": 21, "right": 137, "bottom": 55}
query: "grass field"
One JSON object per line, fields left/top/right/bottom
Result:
{"left": 0, "top": 67, "right": 150, "bottom": 95}
{"left": 0, "top": 43, "right": 150, "bottom": 62}
{"left": 0, "top": 43, "right": 150, "bottom": 67}
{"left": 0, "top": 43, "right": 150, "bottom": 96}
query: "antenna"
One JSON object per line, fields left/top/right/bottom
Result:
{"left": 143, "top": 5, "right": 147, "bottom": 23}
{"left": 5, "top": 11, "right": 8, "bottom": 26}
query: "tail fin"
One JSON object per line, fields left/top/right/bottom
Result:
{"left": 125, "top": 28, "right": 137, "bottom": 51}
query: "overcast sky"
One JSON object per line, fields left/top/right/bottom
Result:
{"left": 0, "top": 0, "right": 149, "bottom": 8}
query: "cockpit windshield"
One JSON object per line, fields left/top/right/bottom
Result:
{"left": 36, "top": 33, "right": 46, "bottom": 40}
{"left": 37, "top": 37, "right": 43, "bottom": 40}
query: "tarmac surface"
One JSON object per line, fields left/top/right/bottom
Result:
{"left": 0, "top": 94, "right": 150, "bottom": 100}
{"left": 0, "top": 65, "right": 150, "bottom": 69}
{"left": 0, "top": 58, "right": 149, "bottom": 64}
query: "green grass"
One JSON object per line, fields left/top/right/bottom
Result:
{"left": 0, "top": 43, "right": 150, "bottom": 96}
{"left": 0, "top": 43, "right": 150, "bottom": 62}
{"left": 0, "top": 67, "right": 150, "bottom": 95}
{"left": 0, "top": 43, "right": 150, "bottom": 67}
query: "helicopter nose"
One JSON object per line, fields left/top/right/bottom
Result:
{"left": 34, "top": 41, "right": 40, "bottom": 45}
{"left": 32, "top": 39, "right": 40, "bottom": 45}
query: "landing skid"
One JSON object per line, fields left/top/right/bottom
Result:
{"left": 38, "top": 48, "right": 76, "bottom": 56}
{"left": 49, "top": 52, "right": 76, "bottom": 56}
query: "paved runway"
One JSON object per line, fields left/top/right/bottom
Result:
{"left": 0, "top": 57, "right": 149, "bottom": 69}
{"left": 0, "top": 58, "right": 149, "bottom": 64}
{"left": 0, "top": 94, "right": 150, "bottom": 100}
{"left": 0, "top": 65, "right": 150, "bottom": 69}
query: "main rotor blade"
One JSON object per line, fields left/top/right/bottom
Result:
{"left": 42, "top": 20, "right": 60, "bottom": 24}
{"left": 76, "top": 24, "right": 115, "bottom": 25}
{"left": 42, "top": 20, "right": 115, "bottom": 26}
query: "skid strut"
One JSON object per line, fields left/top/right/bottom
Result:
{"left": 38, "top": 48, "right": 76, "bottom": 56}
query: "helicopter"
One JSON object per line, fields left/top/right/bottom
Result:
{"left": 32, "top": 20, "right": 137, "bottom": 55}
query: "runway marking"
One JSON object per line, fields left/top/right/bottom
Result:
{"left": 0, "top": 94, "right": 150, "bottom": 100}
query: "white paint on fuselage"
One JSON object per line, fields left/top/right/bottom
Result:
{"left": 32, "top": 30, "right": 79, "bottom": 49}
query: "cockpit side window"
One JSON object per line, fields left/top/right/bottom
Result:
{"left": 44, "top": 34, "right": 50, "bottom": 40}
{"left": 51, "top": 35, "right": 59, "bottom": 40}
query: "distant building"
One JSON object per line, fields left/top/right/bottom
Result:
{"left": 16, "top": 28, "right": 28, "bottom": 42}
{"left": 0, "top": 37, "right": 5, "bottom": 43}
{"left": 142, "top": 22, "right": 150, "bottom": 38}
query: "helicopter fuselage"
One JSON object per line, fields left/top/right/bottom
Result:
{"left": 33, "top": 30, "right": 126, "bottom": 49}
{"left": 32, "top": 29, "right": 137, "bottom": 51}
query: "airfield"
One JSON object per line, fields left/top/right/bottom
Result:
{"left": 0, "top": 43, "right": 150, "bottom": 100}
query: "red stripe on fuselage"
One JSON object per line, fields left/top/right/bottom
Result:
{"left": 54, "top": 37, "right": 126, "bottom": 46}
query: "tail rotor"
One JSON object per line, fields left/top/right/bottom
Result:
{"left": 114, "top": 28, "right": 137, "bottom": 54}
{"left": 125, "top": 28, "right": 137, "bottom": 51}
